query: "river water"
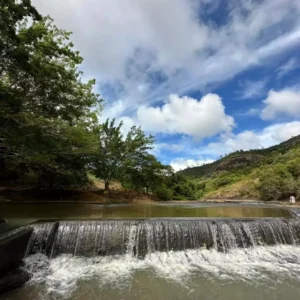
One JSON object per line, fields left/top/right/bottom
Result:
{"left": 0, "top": 202, "right": 292, "bottom": 220}
{"left": 1, "top": 203, "right": 300, "bottom": 300}
{"left": 2, "top": 246, "right": 300, "bottom": 300}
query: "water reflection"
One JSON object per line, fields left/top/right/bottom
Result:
{"left": 0, "top": 203, "right": 292, "bottom": 220}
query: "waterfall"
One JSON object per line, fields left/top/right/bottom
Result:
{"left": 26, "top": 219, "right": 300, "bottom": 258}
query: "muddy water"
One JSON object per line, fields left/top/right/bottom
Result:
{"left": 0, "top": 202, "right": 292, "bottom": 221}
{"left": 0, "top": 203, "right": 297, "bottom": 300}
{"left": 2, "top": 246, "right": 300, "bottom": 300}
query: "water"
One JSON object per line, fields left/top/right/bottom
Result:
{"left": 1, "top": 203, "right": 299, "bottom": 300}
{"left": 2, "top": 246, "right": 300, "bottom": 300}
{"left": 0, "top": 202, "right": 292, "bottom": 220}
{"left": 26, "top": 219, "right": 300, "bottom": 257}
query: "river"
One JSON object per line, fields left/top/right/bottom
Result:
{"left": 1, "top": 203, "right": 299, "bottom": 300}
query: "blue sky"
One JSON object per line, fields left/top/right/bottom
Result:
{"left": 33, "top": 0, "right": 300, "bottom": 170}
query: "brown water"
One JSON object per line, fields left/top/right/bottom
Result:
{"left": 0, "top": 202, "right": 292, "bottom": 221}
{"left": 2, "top": 245, "right": 300, "bottom": 300}
{"left": 0, "top": 203, "right": 297, "bottom": 300}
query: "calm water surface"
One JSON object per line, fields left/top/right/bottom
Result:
{"left": 0, "top": 202, "right": 292, "bottom": 221}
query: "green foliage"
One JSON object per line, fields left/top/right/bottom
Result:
{"left": 0, "top": 0, "right": 102, "bottom": 188}
{"left": 214, "top": 177, "right": 232, "bottom": 188}
{"left": 287, "top": 159, "right": 300, "bottom": 177}
{"left": 154, "top": 185, "right": 174, "bottom": 201}
{"left": 92, "top": 119, "right": 157, "bottom": 190}
{"left": 91, "top": 119, "right": 124, "bottom": 190}
{"left": 258, "top": 177, "right": 282, "bottom": 201}
{"left": 164, "top": 174, "right": 199, "bottom": 200}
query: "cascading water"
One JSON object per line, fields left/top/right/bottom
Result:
{"left": 26, "top": 219, "right": 300, "bottom": 258}
{"left": 4, "top": 217, "right": 300, "bottom": 300}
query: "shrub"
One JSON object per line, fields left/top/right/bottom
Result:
{"left": 155, "top": 186, "right": 174, "bottom": 201}
{"left": 258, "top": 177, "right": 282, "bottom": 201}
{"left": 287, "top": 159, "right": 300, "bottom": 178}
{"left": 214, "top": 177, "right": 232, "bottom": 188}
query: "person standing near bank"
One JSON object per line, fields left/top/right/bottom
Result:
{"left": 290, "top": 195, "right": 296, "bottom": 204}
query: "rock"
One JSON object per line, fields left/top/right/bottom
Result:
{"left": 0, "top": 268, "right": 31, "bottom": 294}
{"left": 0, "top": 227, "right": 33, "bottom": 273}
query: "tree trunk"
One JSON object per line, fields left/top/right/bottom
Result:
{"left": 105, "top": 181, "right": 110, "bottom": 191}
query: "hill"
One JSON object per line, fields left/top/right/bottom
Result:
{"left": 179, "top": 135, "right": 300, "bottom": 200}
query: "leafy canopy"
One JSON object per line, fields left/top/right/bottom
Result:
{"left": 92, "top": 119, "right": 166, "bottom": 191}
{"left": 0, "top": 0, "right": 102, "bottom": 188}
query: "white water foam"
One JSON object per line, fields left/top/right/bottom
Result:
{"left": 23, "top": 245, "right": 300, "bottom": 298}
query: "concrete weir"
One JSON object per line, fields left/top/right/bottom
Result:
{"left": 1, "top": 216, "right": 300, "bottom": 294}
{"left": 27, "top": 218, "right": 300, "bottom": 259}
{"left": 0, "top": 227, "right": 33, "bottom": 294}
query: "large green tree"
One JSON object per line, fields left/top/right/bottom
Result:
{"left": 92, "top": 119, "right": 156, "bottom": 191}
{"left": 0, "top": 0, "right": 102, "bottom": 187}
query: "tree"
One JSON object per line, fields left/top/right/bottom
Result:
{"left": 91, "top": 119, "right": 124, "bottom": 191}
{"left": 122, "top": 153, "right": 173, "bottom": 193}
{"left": 92, "top": 119, "right": 155, "bottom": 191}
{"left": 0, "top": 0, "right": 102, "bottom": 187}
{"left": 164, "top": 173, "right": 198, "bottom": 200}
{"left": 258, "top": 177, "right": 282, "bottom": 201}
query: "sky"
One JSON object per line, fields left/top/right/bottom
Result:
{"left": 32, "top": 0, "right": 300, "bottom": 171}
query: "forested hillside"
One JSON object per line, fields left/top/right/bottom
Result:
{"left": 179, "top": 135, "right": 300, "bottom": 200}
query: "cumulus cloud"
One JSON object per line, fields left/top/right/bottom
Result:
{"left": 32, "top": 0, "right": 300, "bottom": 117}
{"left": 170, "top": 158, "right": 214, "bottom": 172}
{"left": 260, "top": 89, "right": 300, "bottom": 120}
{"left": 206, "top": 121, "right": 300, "bottom": 156}
{"left": 261, "top": 121, "right": 300, "bottom": 143}
{"left": 136, "top": 94, "right": 234, "bottom": 140}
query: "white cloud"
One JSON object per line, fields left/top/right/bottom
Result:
{"left": 166, "top": 121, "right": 300, "bottom": 170}
{"left": 206, "top": 121, "right": 300, "bottom": 156}
{"left": 32, "top": 0, "right": 207, "bottom": 81}
{"left": 277, "top": 58, "right": 299, "bottom": 78}
{"left": 32, "top": 0, "right": 300, "bottom": 118}
{"left": 170, "top": 158, "right": 214, "bottom": 172}
{"left": 152, "top": 143, "right": 185, "bottom": 156}
{"left": 237, "top": 79, "right": 268, "bottom": 100}
{"left": 261, "top": 121, "right": 300, "bottom": 143}
{"left": 246, "top": 108, "right": 260, "bottom": 116}
{"left": 260, "top": 89, "right": 300, "bottom": 120}
{"left": 136, "top": 93, "right": 235, "bottom": 140}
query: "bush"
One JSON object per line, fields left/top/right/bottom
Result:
{"left": 287, "top": 159, "right": 300, "bottom": 178}
{"left": 155, "top": 186, "right": 174, "bottom": 201}
{"left": 214, "top": 177, "right": 232, "bottom": 188}
{"left": 258, "top": 177, "right": 282, "bottom": 201}
{"left": 280, "top": 178, "right": 296, "bottom": 199}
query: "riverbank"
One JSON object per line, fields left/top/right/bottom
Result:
{"left": 1, "top": 188, "right": 298, "bottom": 207}
{"left": 1, "top": 179, "right": 299, "bottom": 206}
{"left": 0, "top": 187, "right": 155, "bottom": 204}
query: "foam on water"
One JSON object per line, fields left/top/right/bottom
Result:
{"left": 23, "top": 245, "right": 300, "bottom": 298}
